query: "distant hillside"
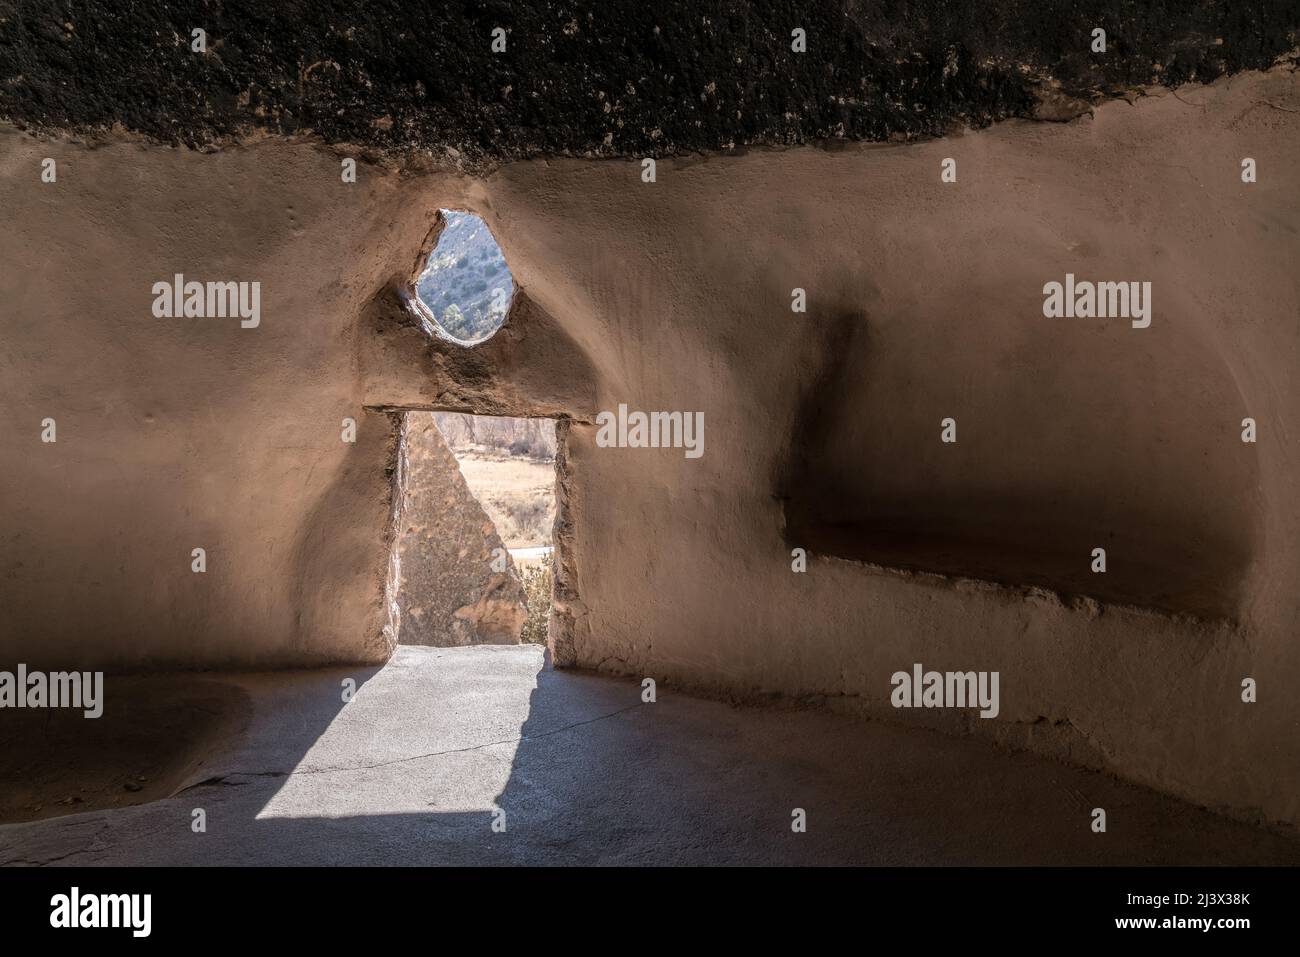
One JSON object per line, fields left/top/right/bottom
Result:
{"left": 431, "top": 413, "right": 556, "bottom": 462}
{"left": 428, "top": 413, "right": 558, "bottom": 552}
{"left": 416, "top": 210, "right": 514, "bottom": 342}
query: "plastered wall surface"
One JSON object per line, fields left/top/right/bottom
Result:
{"left": 0, "top": 136, "right": 457, "bottom": 668}
{"left": 1, "top": 68, "right": 1297, "bottom": 825}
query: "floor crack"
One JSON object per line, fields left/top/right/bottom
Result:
{"left": 180, "top": 703, "right": 644, "bottom": 784}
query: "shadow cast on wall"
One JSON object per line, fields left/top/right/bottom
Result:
{"left": 777, "top": 301, "right": 1261, "bottom": 621}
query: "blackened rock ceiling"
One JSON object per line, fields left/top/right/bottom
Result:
{"left": 1, "top": 1, "right": 1296, "bottom": 165}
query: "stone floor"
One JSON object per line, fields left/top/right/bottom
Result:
{"left": 2, "top": 645, "right": 1297, "bottom": 866}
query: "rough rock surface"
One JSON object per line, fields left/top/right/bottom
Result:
{"left": 1, "top": 2, "right": 1296, "bottom": 166}
{"left": 396, "top": 413, "right": 527, "bottom": 647}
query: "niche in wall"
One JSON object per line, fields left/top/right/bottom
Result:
{"left": 780, "top": 295, "right": 1260, "bottom": 621}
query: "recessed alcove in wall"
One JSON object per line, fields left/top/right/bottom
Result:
{"left": 780, "top": 297, "right": 1261, "bottom": 622}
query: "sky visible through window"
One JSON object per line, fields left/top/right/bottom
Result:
{"left": 415, "top": 209, "right": 515, "bottom": 344}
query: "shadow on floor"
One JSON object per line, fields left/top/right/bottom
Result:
{"left": 2, "top": 646, "right": 1298, "bottom": 866}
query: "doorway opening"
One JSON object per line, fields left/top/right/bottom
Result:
{"left": 393, "top": 412, "right": 558, "bottom": 647}
{"left": 433, "top": 412, "right": 557, "bottom": 645}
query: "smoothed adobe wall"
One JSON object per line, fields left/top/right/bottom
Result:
{"left": 1, "top": 67, "right": 1296, "bottom": 825}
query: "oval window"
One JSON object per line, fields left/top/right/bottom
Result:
{"left": 414, "top": 209, "right": 515, "bottom": 345}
